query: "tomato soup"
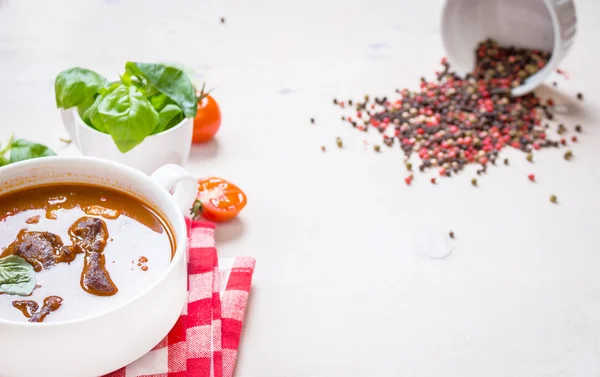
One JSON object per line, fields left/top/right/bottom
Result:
{"left": 0, "top": 184, "right": 175, "bottom": 323}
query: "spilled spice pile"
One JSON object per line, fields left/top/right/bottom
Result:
{"left": 334, "top": 39, "right": 565, "bottom": 178}
{"left": 473, "top": 39, "right": 551, "bottom": 86}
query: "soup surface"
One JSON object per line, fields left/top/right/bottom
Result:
{"left": 0, "top": 184, "right": 175, "bottom": 323}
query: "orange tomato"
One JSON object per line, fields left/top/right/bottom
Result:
{"left": 190, "top": 177, "right": 247, "bottom": 222}
{"left": 192, "top": 94, "right": 221, "bottom": 143}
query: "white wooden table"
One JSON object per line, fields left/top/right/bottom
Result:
{"left": 1, "top": 0, "right": 600, "bottom": 375}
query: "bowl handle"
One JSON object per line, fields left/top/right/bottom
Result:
{"left": 150, "top": 164, "right": 198, "bottom": 216}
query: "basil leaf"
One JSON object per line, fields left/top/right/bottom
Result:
{"left": 55, "top": 68, "right": 108, "bottom": 109}
{"left": 125, "top": 62, "right": 197, "bottom": 118}
{"left": 148, "top": 93, "right": 169, "bottom": 112}
{"left": 82, "top": 93, "right": 109, "bottom": 133}
{"left": 166, "top": 112, "right": 184, "bottom": 131}
{"left": 8, "top": 139, "right": 56, "bottom": 164}
{"left": 153, "top": 104, "right": 182, "bottom": 135}
{"left": 97, "top": 84, "right": 159, "bottom": 153}
{"left": 0, "top": 255, "right": 36, "bottom": 296}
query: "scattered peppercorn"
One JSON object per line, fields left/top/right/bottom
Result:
{"left": 557, "top": 124, "right": 566, "bottom": 135}
{"left": 348, "top": 99, "right": 353, "bottom": 106}
{"left": 333, "top": 98, "right": 338, "bottom": 105}
{"left": 220, "top": 17, "right": 226, "bottom": 24}
{"left": 575, "top": 125, "right": 582, "bottom": 133}
{"left": 564, "top": 150, "right": 573, "bottom": 161}
{"left": 556, "top": 68, "right": 569, "bottom": 78}
{"left": 310, "top": 118, "right": 315, "bottom": 124}
{"left": 526, "top": 153, "right": 533, "bottom": 163}
{"left": 471, "top": 178, "right": 477, "bottom": 186}
{"left": 406, "top": 162, "right": 413, "bottom": 171}
{"left": 374, "top": 145, "right": 381, "bottom": 153}
{"left": 528, "top": 174, "right": 535, "bottom": 182}
{"left": 449, "top": 231, "right": 455, "bottom": 239}
{"left": 404, "top": 175, "right": 413, "bottom": 185}
{"left": 550, "top": 194, "right": 557, "bottom": 204}
{"left": 571, "top": 136, "right": 577, "bottom": 143}
{"left": 333, "top": 39, "right": 561, "bottom": 179}
{"left": 576, "top": 92, "right": 583, "bottom": 101}
{"left": 321, "top": 146, "right": 326, "bottom": 152}
{"left": 552, "top": 81, "right": 557, "bottom": 87}
{"left": 431, "top": 177, "right": 436, "bottom": 184}
{"left": 560, "top": 138, "right": 567, "bottom": 146}
{"left": 336, "top": 137, "right": 343, "bottom": 148}
{"left": 504, "top": 158, "right": 509, "bottom": 166}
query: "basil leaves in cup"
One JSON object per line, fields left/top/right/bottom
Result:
{"left": 55, "top": 63, "right": 198, "bottom": 153}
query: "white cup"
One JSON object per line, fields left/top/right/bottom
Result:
{"left": 441, "top": 0, "right": 577, "bottom": 96}
{"left": 60, "top": 108, "right": 194, "bottom": 175}
{"left": 0, "top": 156, "right": 198, "bottom": 377}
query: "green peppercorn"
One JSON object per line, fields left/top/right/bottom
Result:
{"left": 471, "top": 178, "right": 478, "bottom": 186}
{"left": 526, "top": 153, "right": 533, "bottom": 162}
{"left": 374, "top": 145, "right": 381, "bottom": 153}
{"left": 406, "top": 162, "right": 413, "bottom": 171}
{"left": 550, "top": 195, "right": 557, "bottom": 204}
{"left": 564, "top": 150, "right": 573, "bottom": 161}
{"left": 336, "top": 137, "right": 343, "bottom": 148}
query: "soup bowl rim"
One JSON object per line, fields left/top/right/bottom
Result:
{"left": 0, "top": 155, "right": 187, "bottom": 327}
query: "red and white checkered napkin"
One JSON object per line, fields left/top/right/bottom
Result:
{"left": 104, "top": 219, "right": 256, "bottom": 377}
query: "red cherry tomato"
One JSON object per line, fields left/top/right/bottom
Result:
{"left": 190, "top": 177, "right": 247, "bottom": 222}
{"left": 192, "top": 94, "right": 221, "bottom": 143}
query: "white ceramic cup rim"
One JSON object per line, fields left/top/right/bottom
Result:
{"left": 0, "top": 156, "right": 188, "bottom": 328}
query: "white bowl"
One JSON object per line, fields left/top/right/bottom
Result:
{"left": 60, "top": 108, "right": 194, "bottom": 175}
{"left": 0, "top": 157, "right": 198, "bottom": 377}
{"left": 441, "top": 0, "right": 577, "bottom": 96}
